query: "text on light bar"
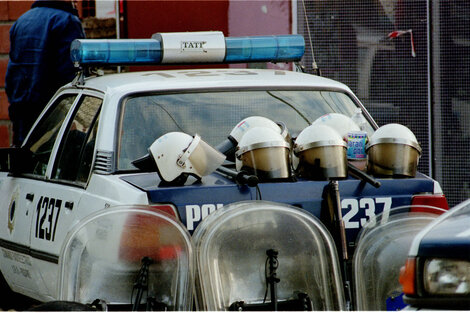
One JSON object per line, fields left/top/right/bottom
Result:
{"left": 70, "top": 31, "right": 305, "bottom": 66}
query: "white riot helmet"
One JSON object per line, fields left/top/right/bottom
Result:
{"left": 294, "top": 124, "right": 348, "bottom": 180}
{"left": 235, "top": 127, "right": 291, "bottom": 181}
{"left": 229, "top": 116, "right": 290, "bottom": 144}
{"left": 150, "top": 132, "right": 226, "bottom": 184}
{"left": 217, "top": 116, "right": 291, "bottom": 158}
{"left": 366, "top": 124, "right": 421, "bottom": 177}
{"left": 312, "top": 113, "right": 360, "bottom": 141}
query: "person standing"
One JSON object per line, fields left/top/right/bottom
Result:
{"left": 5, "top": 0, "right": 85, "bottom": 146}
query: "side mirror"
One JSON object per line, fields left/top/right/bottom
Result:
{"left": 0, "top": 147, "right": 33, "bottom": 174}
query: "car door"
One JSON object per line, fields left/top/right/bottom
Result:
{"left": 0, "top": 93, "right": 79, "bottom": 299}
{"left": 28, "top": 93, "right": 103, "bottom": 301}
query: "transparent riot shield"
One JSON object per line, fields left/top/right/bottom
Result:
{"left": 193, "top": 200, "right": 345, "bottom": 311}
{"left": 353, "top": 205, "right": 446, "bottom": 311}
{"left": 58, "top": 206, "right": 194, "bottom": 311}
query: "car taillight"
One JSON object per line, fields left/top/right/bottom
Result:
{"left": 150, "top": 204, "right": 179, "bottom": 218}
{"left": 400, "top": 257, "right": 417, "bottom": 295}
{"left": 411, "top": 194, "right": 449, "bottom": 213}
{"left": 411, "top": 180, "right": 449, "bottom": 213}
{"left": 411, "top": 194, "right": 449, "bottom": 214}
{"left": 119, "top": 205, "right": 182, "bottom": 262}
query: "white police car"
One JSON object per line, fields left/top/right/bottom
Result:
{"left": 0, "top": 31, "right": 449, "bottom": 310}
{"left": 400, "top": 198, "right": 470, "bottom": 310}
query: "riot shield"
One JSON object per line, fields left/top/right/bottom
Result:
{"left": 58, "top": 206, "right": 194, "bottom": 311}
{"left": 353, "top": 205, "right": 446, "bottom": 311}
{"left": 193, "top": 200, "right": 345, "bottom": 311}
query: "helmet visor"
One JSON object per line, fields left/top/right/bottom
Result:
{"left": 188, "top": 138, "right": 226, "bottom": 177}
{"left": 297, "top": 146, "right": 347, "bottom": 180}
{"left": 367, "top": 143, "right": 420, "bottom": 177}
{"left": 239, "top": 146, "right": 291, "bottom": 180}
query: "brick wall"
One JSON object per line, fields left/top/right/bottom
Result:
{"left": 0, "top": 1, "right": 33, "bottom": 147}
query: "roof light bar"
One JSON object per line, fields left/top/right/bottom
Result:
{"left": 70, "top": 39, "right": 161, "bottom": 66}
{"left": 225, "top": 35, "right": 305, "bottom": 63}
{"left": 70, "top": 31, "right": 305, "bottom": 66}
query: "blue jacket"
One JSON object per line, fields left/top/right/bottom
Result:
{"left": 5, "top": 0, "right": 85, "bottom": 122}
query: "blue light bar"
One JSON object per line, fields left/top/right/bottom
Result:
{"left": 70, "top": 39, "right": 162, "bottom": 65}
{"left": 225, "top": 35, "right": 305, "bottom": 63}
{"left": 70, "top": 32, "right": 305, "bottom": 66}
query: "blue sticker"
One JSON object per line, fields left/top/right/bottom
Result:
{"left": 386, "top": 292, "right": 406, "bottom": 311}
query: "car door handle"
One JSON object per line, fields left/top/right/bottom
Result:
{"left": 26, "top": 193, "right": 34, "bottom": 201}
{"left": 65, "top": 201, "right": 74, "bottom": 210}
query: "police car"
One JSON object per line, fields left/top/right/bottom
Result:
{"left": 0, "top": 31, "right": 449, "bottom": 311}
{"left": 399, "top": 198, "right": 470, "bottom": 310}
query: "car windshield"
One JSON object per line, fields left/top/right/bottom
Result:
{"left": 118, "top": 89, "right": 370, "bottom": 170}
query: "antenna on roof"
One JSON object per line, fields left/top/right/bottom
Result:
{"left": 301, "top": 0, "right": 321, "bottom": 76}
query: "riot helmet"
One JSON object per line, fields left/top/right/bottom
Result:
{"left": 312, "top": 113, "right": 360, "bottom": 141}
{"left": 366, "top": 124, "right": 421, "bottom": 177}
{"left": 230, "top": 116, "right": 289, "bottom": 143}
{"left": 235, "top": 127, "right": 291, "bottom": 181}
{"left": 218, "top": 116, "right": 291, "bottom": 159}
{"left": 149, "top": 132, "right": 226, "bottom": 184}
{"left": 294, "top": 124, "right": 348, "bottom": 180}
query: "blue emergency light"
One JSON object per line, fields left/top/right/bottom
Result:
{"left": 70, "top": 31, "right": 305, "bottom": 66}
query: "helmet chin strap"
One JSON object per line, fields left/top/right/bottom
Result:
{"left": 177, "top": 134, "right": 201, "bottom": 168}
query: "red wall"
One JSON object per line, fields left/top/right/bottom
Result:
{"left": 124, "top": 0, "right": 230, "bottom": 38}
{"left": 123, "top": 0, "right": 292, "bottom": 38}
{"left": 228, "top": 1, "right": 291, "bottom": 36}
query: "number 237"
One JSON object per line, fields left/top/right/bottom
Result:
{"left": 341, "top": 197, "right": 392, "bottom": 229}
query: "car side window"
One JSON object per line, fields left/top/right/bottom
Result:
{"left": 53, "top": 95, "right": 102, "bottom": 183}
{"left": 76, "top": 115, "right": 100, "bottom": 182}
{"left": 24, "top": 94, "right": 77, "bottom": 176}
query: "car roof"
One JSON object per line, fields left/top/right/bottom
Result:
{"left": 70, "top": 68, "right": 353, "bottom": 96}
